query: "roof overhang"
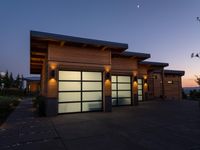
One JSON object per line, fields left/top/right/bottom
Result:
{"left": 139, "top": 61, "right": 169, "bottom": 71}
{"left": 30, "top": 31, "right": 128, "bottom": 74}
{"left": 112, "top": 51, "right": 151, "bottom": 61}
{"left": 164, "top": 70, "right": 185, "bottom": 76}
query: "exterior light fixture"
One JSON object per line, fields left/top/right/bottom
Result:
{"left": 105, "top": 72, "right": 111, "bottom": 80}
{"left": 50, "top": 70, "right": 55, "bottom": 79}
{"left": 134, "top": 76, "right": 137, "bottom": 82}
{"left": 144, "top": 78, "right": 147, "bottom": 84}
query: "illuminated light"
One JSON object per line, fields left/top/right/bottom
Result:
{"left": 104, "top": 65, "right": 111, "bottom": 73}
{"left": 50, "top": 63, "right": 57, "bottom": 70}
{"left": 143, "top": 75, "right": 147, "bottom": 80}
{"left": 49, "top": 78, "right": 56, "bottom": 84}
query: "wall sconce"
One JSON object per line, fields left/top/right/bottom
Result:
{"left": 144, "top": 78, "right": 147, "bottom": 84}
{"left": 50, "top": 70, "right": 55, "bottom": 79}
{"left": 105, "top": 72, "right": 111, "bottom": 80}
{"left": 134, "top": 76, "right": 137, "bottom": 82}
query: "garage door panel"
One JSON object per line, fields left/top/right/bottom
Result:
{"left": 59, "top": 71, "right": 81, "bottom": 80}
{"left": 118, "top": 91, "right": 131, "bottom": 97}
{"left": 82, "top": 82, "right": 102, "bottom": 91}
{"left": 118, "top": 98, "right": 131, "bottom": 105}
{"left": 82, "top": 72, "right": 102, "bottom": 81}
{"left": 82, "top": 92, "right": 102, "bottom": 101}
{"left": 58, "top": 92, "right": 81, "bottom": 102}
{"left": 82, "top": 102, "right": 102, "bottom": 111}
{"left": 118, "top": 84, "right": 131, "bottom": 90}
{"left": 118, "top": 76, "right": 131, "bottom": 82}
{"left": 58, "top": 103, "right": 81, "bottom": 113}
{"left": 59, "top": 82, "right": 81, "bottom": 91}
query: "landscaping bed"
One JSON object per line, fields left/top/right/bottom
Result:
{"left": 0, "top": 96, "right": 21, "bottom": 125}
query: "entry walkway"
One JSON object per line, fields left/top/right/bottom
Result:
{"left": 0, "top": 98, "right": 65, "bottom": 150}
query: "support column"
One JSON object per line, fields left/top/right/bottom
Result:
{"left": 104, "top": 69, "right": 112, "bottom": 112}
{"left": 143, "top": 75, "right": 148, "bottom": 101}
{"left": 161, "top": 69, "right": 165, "bottom": 99}
{"left": 132, "top": 75, "right": 138, "bottom": 106}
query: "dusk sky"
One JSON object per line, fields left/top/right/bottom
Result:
{"left": 0, "top": 0, "right": 200, "bottom": 87}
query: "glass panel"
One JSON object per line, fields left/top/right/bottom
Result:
{"left": 118, "top": 98, "right": 131, "bottom": 105}
{"left": 112, "top": 99, "right": 117, "bottom": 106}
{"left": 138, "top": 90, "right": 143, "bottom": 95}
{"left": 59, "top": 82, "right": 81, "bottom": 91}
{"left": 58, "top": 103, "right": 81, "bottom": 113}
{"left": 111, "top": 76, "right": 117, "bottom": 82}
{"left": 58, "top": 92, "right": 81, "bottom": 102}
{"left": 112, "top": 83, "right": 117, "bottom": 90}
{"left": 118, "top": 83, "right": 131, "bottom": 90}
{"left": 118, "top": 91, "right": 131, "bottom": 97}
{"left": 138, "top": 79, "right": 142, "bottom": 84}
{"left": 59, "top": 71, "right": 80, "bottom": 80}
{"left": 118, "top": 76, "right": 131, "bottom": 82}
{"left": 82, "top": 72, "right": 102, "bottom": 81}
{"left": 82, "top": 82, "right": 102, "bottom": 91}
{"left": 82, "top": 102, "right": 102, "bottom": 111}
{"left": 82, "top": 92, "right": 102, "bottom": 101}
{"left": 138, "top": 85, "right": 143, "bottom": 90}
{"left": 112, "top": 91, "right": 117, "bottom": 98}
{"left": 138, "top": 96, "right": 143, "bottom": 101}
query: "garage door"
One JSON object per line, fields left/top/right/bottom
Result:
{"left": 111, "top": 75, "right": 132, "bottom": 106}
{"left": 58, "top": 71, "right": 103, "bottom": 113}
{"left": 138, "top": 79, "right": 143, "bottom": 101}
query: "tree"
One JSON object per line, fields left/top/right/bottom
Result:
{"left": 9, "top": 72, "right": 14, "bottom": 87}
{"left": 195, "top": 75, "right": 200, "bottom": 87}
{"left": 4, "top": 71, "right": 10, "bottom": 88}
{"left": 15, "top": 74, "right": 21, "bottom": 88}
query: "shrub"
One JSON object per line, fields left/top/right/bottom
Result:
{"left": 33, "top": 95, "right": 46, "bottom": 116}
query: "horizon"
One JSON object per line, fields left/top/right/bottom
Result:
{"left": 0, "top": 0, "right": 200, "bottom": 87}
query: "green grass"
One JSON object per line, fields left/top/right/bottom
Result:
{"left": 0, "top": 96, "right": 21, "bottom": 125}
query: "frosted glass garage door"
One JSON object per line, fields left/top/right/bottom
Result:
{"left": 58, "top": 71, "right": 102, "bottom": 113}
{"left": 112, "top": 75, "right": 132, "bottom": 106}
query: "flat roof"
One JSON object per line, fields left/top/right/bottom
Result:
{"left": 139, "top": 61, "right": 169, "bottom": 67}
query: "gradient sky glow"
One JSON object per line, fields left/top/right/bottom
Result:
{"left": 0, "top": 0, "right": 200, "bottom": 87}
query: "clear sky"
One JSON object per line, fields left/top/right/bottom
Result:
{"left": 0, "top": 0, "right": 200, "bottom": 87}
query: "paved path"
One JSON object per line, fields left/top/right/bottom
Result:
{"left": 1, "top": 99, "right": 200, "bottom": 150}
{"left": 0, "top": 98, "right": 66, "bottom": 150}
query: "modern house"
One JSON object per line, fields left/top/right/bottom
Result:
{"left": 30, "top": 31, "right": 184, "bottom": 116}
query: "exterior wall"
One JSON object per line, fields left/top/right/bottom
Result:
{"left": 163, "top": 74, "right": 182, "bottom": 100}
{"left": 150, "top": 73, "right": 183, "bottom": 100}
{"left": 48, "top": 44, "right": 111, "bottom": 65}
{"left": 112, "top": 57, "right": 138, "bottom": 74}
{"left": 148, "top": 73, "right": 162, "bottom": 98}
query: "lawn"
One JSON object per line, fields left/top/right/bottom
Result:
{"left": 0, "top": 96, "right": 21, "bottom": 125}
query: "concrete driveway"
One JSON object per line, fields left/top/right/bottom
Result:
{"left": 1, "top": 99, "right": 200, "bottom": 150}
{"left": 52, "top": 100, "right": 200, "bottom": 150}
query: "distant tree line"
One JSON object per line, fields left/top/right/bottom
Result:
{"left": 0, "top": 71, "right": 23, "bottom": 89}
